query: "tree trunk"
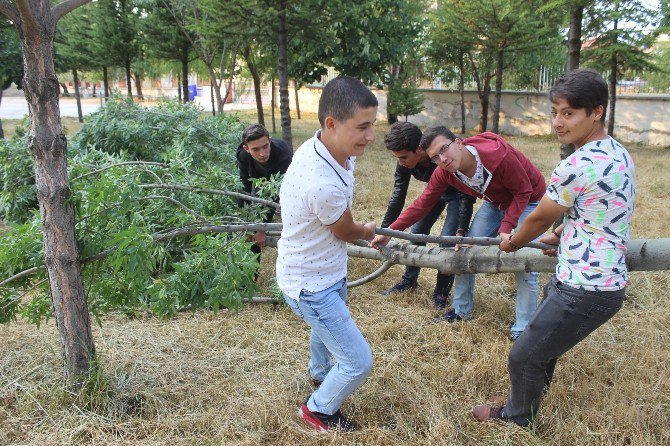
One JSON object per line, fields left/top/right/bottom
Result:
{"left": 567, "top": 5, "right": 583, "bottom": 71}
{"left": 210, "top": 78, "right": 216, "bottom": 116}
{"left": 480, "top": 72, "right": 491, "bottom": 132}
{"left": 177, "top": 73, "right": 182, "bottom": 102}
{"left": 103, "top": 66, "right": 109, "bottom": 99}
{"left": 560, "top": 5, "right": 584, "bottom": 159}
{"left": 243, "top": 46, "right": 264, "bottom": 126}
{"left": 387, "top": 65, "right": 400, "bottom": 124}
{"left": 271, "top": 75, "right": 276, "bottom": 134}
{"left": 206, "top": 65, "right": 223, "bottom": 114}
{"left": 59, "top": 81, "right": 69, "bottom": 96}
{"left": 134, "top": 73, "right": 144, "bottom": 100}
{"left": 459, "top": 50, "right": 466, "bottom": 134}
{"left": 608, "top": 12, "right": 618, "bottom": 137}
{"left": 12, "top": 0, "right": 95, "bottom": 390}
{"left": 0, "top": 88, "right": 4, "bottom": 139}
{"left": 277, "top": 1, "right": 293, "bottom": 149}
{"left": 72, "top": 68, "right": 83, "bottom": 123}
{"left": 294, "top": 80, "right": 301, "bottom": 120}
{"left": 492, "top": 48, "right": 504, "bottom": 134}
{"left": 243, "top": 45, "right": 264, "bottom": 126}
{"left": 124, "top": 57, "right": 132, "bottom": 100}
{"left": 469, "top": 52, "right": 491, "bottom": 132}
{"left": 608, "top": 56, "right": 617, "bottom": 137}
{"left": 264, "top": 237, "right": 670, "bottom": 274}
{"left": 181, "top": 43, "right": 189, "bottom": 104}
{"left": 92, "top": 83, "right": 96, "bottom": 97}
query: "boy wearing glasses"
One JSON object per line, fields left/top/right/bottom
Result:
{"left": 379, "top": 122, "right": 475, "bottom": 309}
{"left": 472, "top": 68, "right": 636, "bottom": 426}
{"left": 371, "top": 128, "right": 545, "bottom": 340}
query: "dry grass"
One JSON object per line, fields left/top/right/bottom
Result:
{"left": 1, "top": 115, "right": 669, "bottom": 445}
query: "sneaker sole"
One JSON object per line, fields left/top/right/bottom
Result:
{"left": 298, "top": 405, "right": 329, "bottom": 433}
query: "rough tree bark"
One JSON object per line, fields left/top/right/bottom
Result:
{"left": 0, "top": 0, "right": 95, "bottom": 390}
{"left": 276, "top": 0, "right": 292, "bottom": 149}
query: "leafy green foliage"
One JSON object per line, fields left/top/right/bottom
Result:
{"left": 0, "top": 131, "right": 37, "bottom": 222}
{"left": 0, "top": 18, "right": 23, "bottom": 91}
{"left": 0, "top": 99, "right": 276, "bottom": 325}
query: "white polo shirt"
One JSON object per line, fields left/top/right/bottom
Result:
{"left": 276, "top": 130, "right": 355, "bottom": 300}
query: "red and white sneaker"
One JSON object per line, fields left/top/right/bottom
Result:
{"left": 298, "top": 399, "right": 357, "bottom": 432}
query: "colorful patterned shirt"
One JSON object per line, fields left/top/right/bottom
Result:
{"left": 546, "top": 137, "right": 636, "bottom": 291}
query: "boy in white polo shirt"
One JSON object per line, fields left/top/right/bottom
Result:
{"left": 277, "top": 76, "right": 378, "bottom": 432}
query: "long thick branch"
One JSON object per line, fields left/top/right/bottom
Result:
{"left": 53, "top": 0, "right": 91, "bottom": 20}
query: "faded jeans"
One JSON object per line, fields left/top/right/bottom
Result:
{"left": 452, "top": 201, "right": 540, "bottom": 336}
{"left": 284, "top": 278, "right": 372, "bottom": 415}
{"left": 402, "top": 191, "right": 461, "bottom": 295}
{"left": 503, "top": 276, "right": 625, "bottom": 425}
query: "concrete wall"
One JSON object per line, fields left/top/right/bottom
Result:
{"left": 294, "top": 86, "right": 670, "bottom": 146}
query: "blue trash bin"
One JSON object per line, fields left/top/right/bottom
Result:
{"left": 188, "top": 84, "right": 197, "bottom": 101}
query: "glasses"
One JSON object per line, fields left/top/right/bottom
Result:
{"left": 430, "top": 139, "right": 456, "bottom": 164}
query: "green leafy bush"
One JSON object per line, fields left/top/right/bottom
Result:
{"left": 0, "top": 99, "right": 277, "bottom": 325}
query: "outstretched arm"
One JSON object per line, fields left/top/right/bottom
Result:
{"left": 499, "top": 195, "right": 568, "bottom": 253}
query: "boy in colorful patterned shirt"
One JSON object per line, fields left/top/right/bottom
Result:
{"left": 472, "top": 68, "right": 636, "bottom": 426}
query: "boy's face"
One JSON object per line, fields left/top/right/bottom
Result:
{"left": 551, "top": 97, "right": 604, "bottom": 147}
{"left": 425, "top": 135, "right": 463, "bottom": 173}
{"left": 243, "top": 136, "right": 271, "bottom": 163}
{"left": 326, "top": 106, "right": 377, "bottom": 157}
{"left": 391, "top": 148, "right": 427, "bottom": 169}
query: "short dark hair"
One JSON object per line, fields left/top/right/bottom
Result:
{"left": 419, "top": 126, "right": 458, "bottom": 151}
{"left": 318, "top": 76, "right": 378, "bottom": 126}
{"left": 549, "top": 68, "right": 608, "bottom": 124}
{"left": 384, "top": 122, "right": 422, "bottom": 152}
{"left": 242, "top": 123, "right": 270, "bottom": 144}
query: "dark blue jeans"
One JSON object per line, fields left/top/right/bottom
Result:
{"left": 504, "top": 276, "right": 625, "bottom": 425}
{"left": 401, "top": 192, "right": 460, "bottom": 295}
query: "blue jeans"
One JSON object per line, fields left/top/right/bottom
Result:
{"left": 452, "top": 201, "right": 540, "bottom": 336}
{"left": 284, "top": 278, "right": 372, "bottom": 415}
{"left": 403, "top": 191, "right": 462, "bottom": 295}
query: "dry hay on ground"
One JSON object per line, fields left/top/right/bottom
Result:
{"left": 1, "top": 269, "right": 669, "bottom": 445}
{"left": 1, "top": 133, "right": 669, "bottom": 445}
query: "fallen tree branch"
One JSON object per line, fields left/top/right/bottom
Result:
{"left": 73, "top": 161, "right": 205, "bottom": 182}
{"left": 139, "top": 184, "right": 280, "bottom": 209}
{"left": 347, "top": 260, "right": 395, "bottom": 289}
{"left": 375, "top": 227, "right": 553, "bottom": 250}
